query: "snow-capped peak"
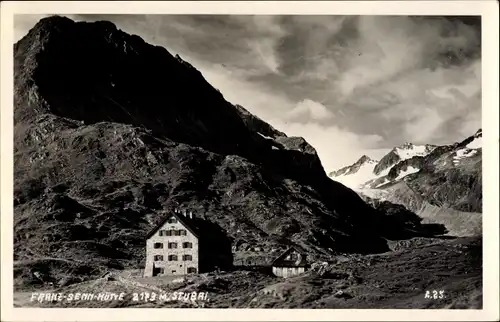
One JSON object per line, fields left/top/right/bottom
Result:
{"left": 328, "top": 155, "right": 380, "bottom": 189}
{"left": 355, "top": 155, "right": 378, "bottom": 165}
{"left": 399, "top": 142, "right": 414, "bottom": 149}
{"left": 329, "top": 130, "right": 479, "bottom": 193}
{"left": 394, "top": 143, "right": 435, "bottom": 161}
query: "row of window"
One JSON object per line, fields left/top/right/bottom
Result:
{"left": 154, "top": 254, "right": 193, "bottom": 261}
{"left": 159, "top": 229, "right": 187, "bottom": 236}
{"left": 153, "top": 242, "right": 192, "bottom": 249}
{"left": 156, "top": 267, "right": 197, "bottom": 274}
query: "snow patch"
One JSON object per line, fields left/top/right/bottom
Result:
{"left": 394, "top": 166, "right": 420, "bottom": 181}
{"left": 395, "top": 145, "right": 433, "bottom": 161}
{"left": 377, "top": 167, "right": 392, "bottom": 177}
{"left": 332, "top": 161, "right": 378, "bottom": 189}
{"left": 374, "top": 178, "right": 390, "bottom": 188}
{"left": 466, "top": 137, "right": 482, "bottom": 149}
{"left": 358, "top": 188, "right": 389, "bottom": 200}
{"left": 257, "top": 132, "right": 273, "bottom": 140}
{"left": 453, "top": 148, "right": 477, "bottom": 165}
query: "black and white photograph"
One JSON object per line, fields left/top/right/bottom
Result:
{"left": 1, "top": 1, "right": 499, "bottom": 321}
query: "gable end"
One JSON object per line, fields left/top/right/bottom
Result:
{"left": 145, "top": 212, "right": 199, "bottom": 240}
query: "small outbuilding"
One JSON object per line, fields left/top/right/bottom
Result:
{"left": 271, "top": 246, "right": 308, "bottom": 278}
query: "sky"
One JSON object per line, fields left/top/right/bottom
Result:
{"left": 14, "top": 14, "right": 482, "bottom": 173}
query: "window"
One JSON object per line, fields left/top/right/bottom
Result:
{"left": 187, "top": 267, "right": 197, "bottom": 274}
{"left": 154, "top": 255, "right": 163, "bottom": 261}
{"left": 183, "top": 254, "right": 192, "bottom": 261}
{"left": 164, "top": 229, "right": 177, "bottom": 236}
{"left": 161, "top": 229, "right": 187, "bottom": 236}
{"left": 183, "top": 242, "right": 193, "bottom": 248}
{"left": 168, "top": 255, "right": 178, "bottom": 261}
{"left": 167, "top": 217, "right": 178, "bottom": 224}
{"left": 153, "top": 267, "right": 164, "bottom": 276}
{"left": 153, "top": 243, "right": 163, "bottom": 249}
{"left": 168, "top": 242, "right": 178, "bottom": 249}
{"left": 172, "top": 270, "right": 176, "bottom": 274}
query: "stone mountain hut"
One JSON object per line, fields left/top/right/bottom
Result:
{"left": 144, "top": 208, "right": 233, "bottom": 277}
{"left": 271, "top": 246, "right": 308, "bottom": 278}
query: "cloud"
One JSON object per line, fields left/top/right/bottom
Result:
{"left": 13, "top": 14, "right": 481, "bottom": 171}
{"left": 243, "top": 16, "right": 287, "bottom": 74}
{"left": 286, "top": 99, "right": 334, "bottom": 123}
{"left": 270, "top": 120, "right": 385, "bottom": 172}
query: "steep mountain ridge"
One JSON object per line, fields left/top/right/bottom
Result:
{"left": 14, "top": 16, "right": 447, "bottom": 288}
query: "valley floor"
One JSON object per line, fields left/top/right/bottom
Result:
{"left": 14, "top": 236, "right": 482, "bottom": 309}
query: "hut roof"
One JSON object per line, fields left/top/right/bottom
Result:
{"left": 145, "top": 211, "right": 200, "bottom": 239}
{"left": 272, "top": 246, "right": 308, "bottom": 267}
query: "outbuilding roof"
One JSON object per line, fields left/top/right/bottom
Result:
{"left": 272, "top": 246, "right": 308, "bottom": 267}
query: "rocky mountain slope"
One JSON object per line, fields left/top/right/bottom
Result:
{"left": 13, "top": 16, "right": 452, "bottom": 289}
{"left": 329, "top": 130, "right": 482, "bottom": 236}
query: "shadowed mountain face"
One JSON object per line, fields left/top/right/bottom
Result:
{"left": 15, "top": 16, "right": 329, "bottom": 186}
{"left": 13, "top": 16, "right": 452, "bottom": 288}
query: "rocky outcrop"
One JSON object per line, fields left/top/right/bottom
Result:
{"left": 234, "top": 104, "right": 286, "bottom": 139}
{"left": 373, "top": 150, "right": 401, "bottom": 175}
